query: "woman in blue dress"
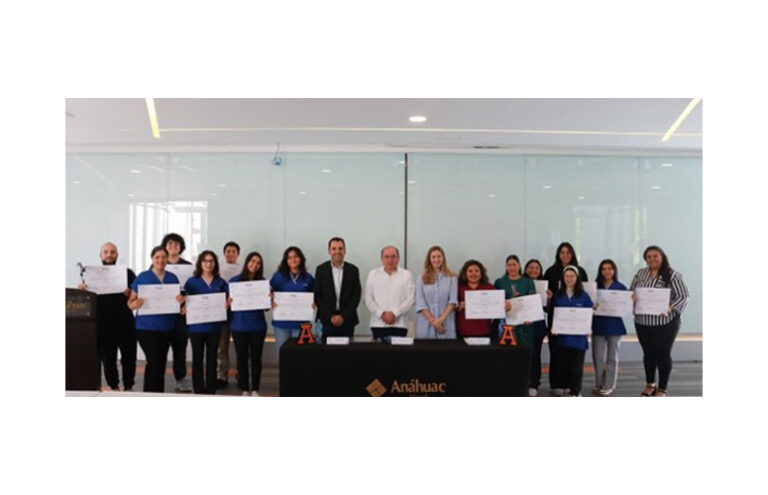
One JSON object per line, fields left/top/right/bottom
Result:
{"left": 415, "top": 246, "right": 458, "bottom": 339}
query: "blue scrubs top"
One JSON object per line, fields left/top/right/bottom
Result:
{"left": 183, "top": 275, "right": 228, "bottom": 333}
{"left": 132, "top": 269, "right": 180, "bottom": 331}
{"left": 552, "top": 291, "right": 594, "bottom": 350}
{"left": 228, "top": 274, "right": 267, "bottom": 332}
{"left": 592, "top": 281, "right": 628, "bottom": 337}
{"left": 269, "top": 270, "right": 315, "bottom": 330}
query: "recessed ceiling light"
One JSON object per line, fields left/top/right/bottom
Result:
{"left": 321, "top": 169, "right": 332, "bottom": 173}
{"left": 651, "top": 185, "right": 662, "bottom": 190}
{"left": 408, "top": 180, "right": 416, "bottom": 185}
{"left": 661, "top": 98, "right": 702, "bottom": 142}
{"left": 488, "top": 194, "right": 496, "bottom": 198}
{"left": 218, "top": 184, "right": 226, "bottom": 188}
{"left": 127, "top": 193, "right": 135, "bottom": 197}
{"left": 71, "top": 180, "right": 81, "bottom": 185}
{"left": 299, "top": 191, "right": 307, "bottom": 195}
{"left": 409, "top": 115, "right": 427, "bottom": 123}
{"left": 130, "top": 169, "right": 142, "bottom": 174}
{"left": 145, "top": 98, "right": 161, "bottom": 139}
{"left": 578, "top": 196, "right": 585, "bottom": 200}
{"left": 543, "top": 185, "right": 552, "bottom": 189}
{"left": 661, "top": 163, "right": 674, "bottom": 168}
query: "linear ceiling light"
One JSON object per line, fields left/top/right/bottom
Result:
{"left": 145, "top": 98, "right": 161, "bottom": 139}
{"left": 661, "top": 98, "right": 702, "bottom": 142}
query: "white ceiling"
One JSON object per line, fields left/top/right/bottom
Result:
{"left": 65, "top": 98, "right": 702, "bottom": 153}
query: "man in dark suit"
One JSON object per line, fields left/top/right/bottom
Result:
{"left": 314, "top": 237, "right": 362, "bottom": 342}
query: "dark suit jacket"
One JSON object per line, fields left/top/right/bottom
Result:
{"left": 313, "top": 260, "right": 362, "bottom": 328}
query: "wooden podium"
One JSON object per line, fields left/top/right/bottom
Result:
{"left": 65, "top": 288, "right": 101, "bottom": 391}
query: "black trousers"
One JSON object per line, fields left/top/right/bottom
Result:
{"left": 190, "top": 331, "right": 220, "bottom": 394}
{"left": 171, "top": 315, "right": 188, "bottom": 380}
{"left": 548, "top": 334, "right": 567, "bottom": 389}
{"left": 371, "top": 327, "right": 407, "bottom": 341}
{"left": 559, "top": 346, "right": 586, "bottom": 395}
{"left": 635, "top": 316, "right": 681, "bottom": 390}
{"left": 530, "top": 330, "right": 547, "bottom": 389}
{"left": 232, "top": 331, "right": 267, "bottom": 392}
{"left": 322, "top": 322, "right": 355, "bottom": 342}
{"left": 136, "top": 330, "right": 173, "bottom": 393}
{"left": 97, "top": 317, "right": 137, "bottom": 390}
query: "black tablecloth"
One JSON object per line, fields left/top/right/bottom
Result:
{"left": 279, "top": 339, "right": 530, "bottom": 396}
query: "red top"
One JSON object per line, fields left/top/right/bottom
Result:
{"left": 456, "top": 283, "right": 496, "bottom": 337}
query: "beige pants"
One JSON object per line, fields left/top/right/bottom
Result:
{"left": 217, "top": 323, "right": 232, "bottom": 380}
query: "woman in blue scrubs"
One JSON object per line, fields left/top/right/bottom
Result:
{"left": 591, "top": 259, "right": 628, "bottom": 396}
{"left": 183, "top": 250, "right": 229, "bottom": 395}
{"left": 269, "top": 246, "right": 315, "bottom": 359}
{"left": 127, "top": 246, "right": 185, "bottom": 393}
{"left": 228, "top": 251, "right": 268, "bottom": 396}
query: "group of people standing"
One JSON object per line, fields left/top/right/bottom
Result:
{"left": 79, "top": 235, "right": 689, "bottom": 397}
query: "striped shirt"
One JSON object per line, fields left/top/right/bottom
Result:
{"left": 629, "top": 267, "right": 690, "bottom": 326}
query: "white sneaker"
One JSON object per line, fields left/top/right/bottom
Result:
{"left": 552, "top": 388, "right": 564, "bottom": 397}
{"left": 251, "top": 390, "right": 261, "bottom": 397}
{"left": 241, "top": 391, "right": 250, "bottom": 396}
{"left": 175, "top": 378, "right": 192, "bottom": 392}
{"left": 528, "top": 388, "right": 538, "bottom": 397}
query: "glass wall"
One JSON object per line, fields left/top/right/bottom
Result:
{"left": 66, "top": 152, "right": 701, "bottom": 334}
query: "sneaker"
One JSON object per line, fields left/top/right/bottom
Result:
{"left": 528, "top": 388, "right": 538, "bottom": 397}
{"left": 241, "top": 391, "right": 250, "bottom": 396}
{"left": 123, "top": 387, "right": 133, "bottom": 392}
{"left": 599, "top": 388, "right": 614, "bottom": 397}
{"left": 591, "top": 386, "right": 602, "bottom": 396}
{"left": 251, "top": 390, "right": 261, "bottom": 397}
{"left": 552, "top": 388, "right": 564, "bottom": 396}
{"left": 175, "top": 377, "right": 192, "bottom": 392}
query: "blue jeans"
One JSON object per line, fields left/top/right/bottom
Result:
{"left": 273, "top": 327, "right": 301, "bottom": 362}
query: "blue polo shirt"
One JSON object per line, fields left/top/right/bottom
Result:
{"left": 552, "top": 291, "right": 594, "bottom": 350}
{"left": 184, "top": 275, "right": 228, "bottom": 333}
{"left": 593, "top": 281, "right": 628, "bottom": 337}
{"left": 228, "top": 274, "right": 267, "bottom": 332}
{"left": 132, "top": 269, "right": 180, "bottom": 331}
{"left": 269, "top": 270, "right": 315, "bottom": 330}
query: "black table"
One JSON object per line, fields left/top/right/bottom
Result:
{"left": 279, "top": 339, "right": 530, "bottom": 396}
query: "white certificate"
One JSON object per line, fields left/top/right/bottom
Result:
{"left": 583, "top": 281, "right": 598, "bottom": 305}
{"left": 185, "top": 292, "right": 227, "bottom": 325}
{"left": 533, "top": 280, "right": 548, "bottom": 307}
{"left": 229, "top": 280, "right": 271, "bottom": 311}
{"left": 137, "top": 284, "right": 181, "bottom": 316}
{"left": 634, "top": 287, "right": 671, "bottom": 315}
{"left": 464, "top": 290, "right": 506, "bottom": 319}
{"left": 505, "top": 294, "right": 546, "bottom": 325}
{"left": 551, "top": 307, "right": 593, "bottom": 335}
{"left": 272, "top": 292, "right": 315, "bottom": 321}
{"left": 83, "top": 265, "right": 127, "bottom": 295}
{"left": 595, "top": 290, "right": 634, "bottom": 317}
{"left": 166, "top": 264, "right": 195, "bottom": 288}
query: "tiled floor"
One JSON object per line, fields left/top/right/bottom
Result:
{"left": 117, "top": 360, "right": 702, "bottom": 397}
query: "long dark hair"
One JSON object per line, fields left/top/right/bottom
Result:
{"left": 278, "top": 246, "right": 307, "bottom": 276}
{"left": 556, "top": 265, "right": 584, "bottom": 297}
{"left": 193, "top": 250, "right": 220, "bottom": 278}
{"left": 524, "top": 259, "right": 545, "bottom": 280}
{"left": 239, "top": 251, "right": 265, "bottom": 281}
{"left": 553, "top": 242, "right": 579, "bottom": 268}
{"left": 458, "top": 259, "right": 490, "bottom": 286}
{"left": 643, "top": 245, "right": 672, "bottom": 285}
{"left": 596, "top": 259, "right": 619, "bottom": 286}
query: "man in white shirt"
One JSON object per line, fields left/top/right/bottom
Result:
{"left": 364, "top": 245, "right": 415, "bottom": 341}
{"left": 217, "top": 241, "right": 242, "bottom": 387}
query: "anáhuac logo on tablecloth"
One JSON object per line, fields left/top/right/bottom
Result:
{"left": 366, "top": 378, "right": 447, "bottom": 396}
